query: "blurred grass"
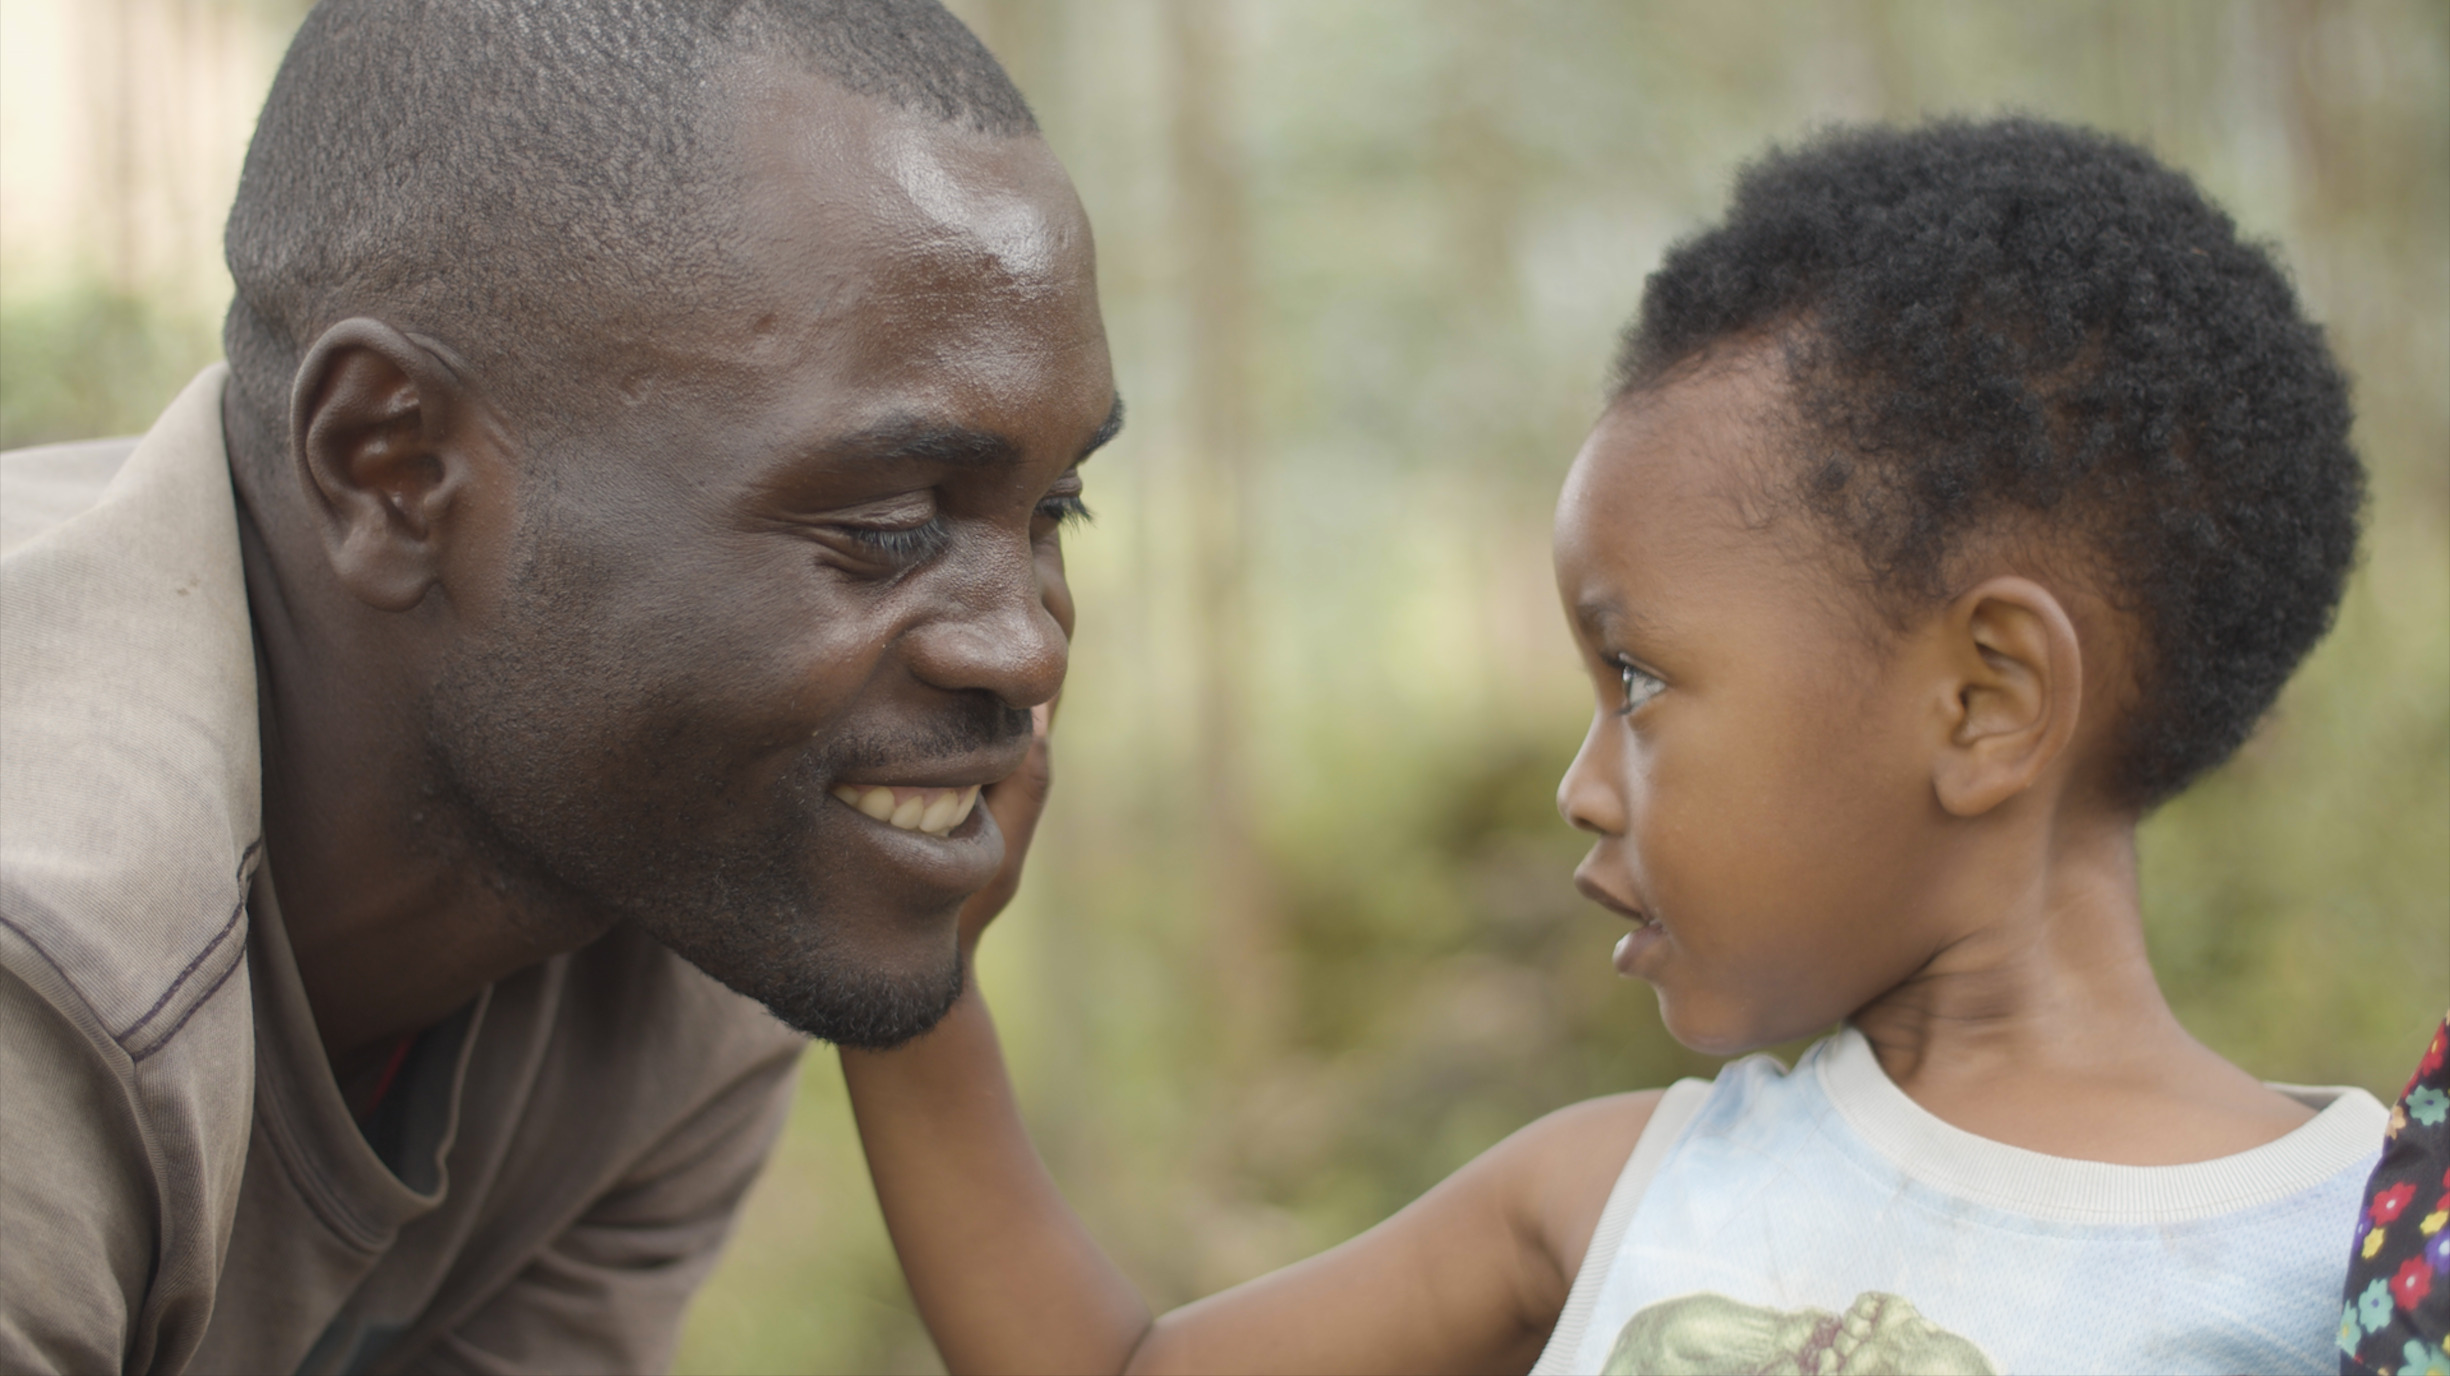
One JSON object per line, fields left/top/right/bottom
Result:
{"left": 2, "top": 2, "right": 2442, "bottom": 1374}
{"left": 0, "top": 285, "right": 221, "bottom": 451}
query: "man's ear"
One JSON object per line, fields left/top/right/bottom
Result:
{"left": 288, "top": 318, "right": 504, "bottom": 613}
{"left": 1929, "top": 575, "right": 2084, "bottom": 818}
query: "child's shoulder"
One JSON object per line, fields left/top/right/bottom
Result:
{"left": 1465, "top": 1089, "right": 1670, "bottom": 1298}
{"left": 1494, "top": 1048, "right": 1815, "bottom": 1240}
{"left": 1488, "top": 1075, "right": 1745, "bottom": 1291}
{"left": 1509, "top": 1048, "right": 1804, "bottom": 1169}
{"left": 1503, "top": 1090, "right": 1667, "bottom": 1216}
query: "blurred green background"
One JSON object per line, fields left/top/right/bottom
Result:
{"left": 4, "top": 2, "right": 2444, "bottom": 1371}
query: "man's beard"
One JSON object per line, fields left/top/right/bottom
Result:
{"left": 421, "top": 707, "right": 970, "bottom": 1048}
{"left": 413, "top": 561, "right": 992, "bottom": 1050}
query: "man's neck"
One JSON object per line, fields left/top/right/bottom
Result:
{"left": 231, "top": 427, "right": 606, "bottom": 1073}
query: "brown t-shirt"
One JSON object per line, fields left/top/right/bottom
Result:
{"left": 0, "top": 367, "right": 808, "bottom": 1374}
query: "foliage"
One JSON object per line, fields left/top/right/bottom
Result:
{"left": 0, "top": 285, "right": 220, "bottom": 451}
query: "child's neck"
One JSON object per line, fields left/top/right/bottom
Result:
{"left": 1850, "top": 814, "right": 2315, "bottom": 1166}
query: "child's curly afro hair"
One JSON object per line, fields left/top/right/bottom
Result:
{"left": 1619, "top": 117, "right": 2364, "bottom": 809}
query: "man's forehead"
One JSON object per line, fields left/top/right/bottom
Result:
{"left": 589, "top": 58, "right": 1114, "bottom": 474}
{"left": 701, "top": 61, "right": 1103, "bottom": 386}
{"left": 723, "top": 60, "right": 1087, "bottom": 278}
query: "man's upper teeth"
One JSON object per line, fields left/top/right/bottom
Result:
{"left": 831, "top": 784, "right": 981, "bottom": 837}
{"left": 917, "top": 791, "right": 964, "bottom": 832}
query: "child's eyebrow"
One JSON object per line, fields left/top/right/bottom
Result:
{"left": 1573, "top": 595, "right": 1665, "bottom": 646}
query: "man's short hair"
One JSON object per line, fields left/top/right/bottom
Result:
{"left": 223, "top": 0, "right": 1036, "bottom": 450}
{"left": 1618, "top": 117, "right": 2363, "bottom": 809}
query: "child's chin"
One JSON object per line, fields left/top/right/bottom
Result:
{"left": 1654, "top": 990, "right": 1806, "bottom": 1059}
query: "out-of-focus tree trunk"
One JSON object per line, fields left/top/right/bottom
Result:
{"left": 1438, "top": 2, "right": 1547, "bottom": 712}
{"left": 57, "top": 0, "right": 260, "bottom": 310}
{"left": 91, "top": 0, "right": 142, "bottom": 293}
{"left": 1167, "top": 0, "right": 1281, "bottom": 1073}
{"left": 2266, "top": 0, "right": 2445, "bottom": 490}
{"left": 1849, "top": 0, "right": 1913, "bottom": 122}
{"left": 2269, "top": 0, "right": 2400, "bottom": 306}
{"left": 1440, "top": 2, "right": 1521, "bottom": 334}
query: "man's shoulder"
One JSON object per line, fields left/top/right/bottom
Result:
{"left": 0, "top": 367, "right": 264, "bottom": 1055}
{"left": 0, "top": 848, "right": 258, "bottom": 1075}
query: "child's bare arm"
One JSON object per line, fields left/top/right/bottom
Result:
{"left": 841, "top": 987, "right": 1151, "bottom": 1373}
{"left": 844, "top": 715, "right": 1656, "bottom": 1371}
{"left": 1125, "top": 1087, "right": 1661, "bottom": 1375}
{"left": 843, "top": 981, "right": 1658, "bottom": 1375}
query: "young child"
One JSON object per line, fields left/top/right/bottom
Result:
{"left": 840, "top": 117, "right": 2387, "bottom": 1376}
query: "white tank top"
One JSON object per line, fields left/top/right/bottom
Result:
{"left": 1533, "top": 1027, "right": 2385, "bottom": 1375}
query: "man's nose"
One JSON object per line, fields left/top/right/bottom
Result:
{"left": 903, "top": 542, "right": 1070, "bottom": 709}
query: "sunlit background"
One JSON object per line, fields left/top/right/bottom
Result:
{"left": 3, "top": 2, "right": 2444, "bottom": 1371}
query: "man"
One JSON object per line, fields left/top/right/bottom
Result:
{"left": 0, "top": 1, "right": 1116, "bottom": 1370}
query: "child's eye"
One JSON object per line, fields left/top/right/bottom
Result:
{"left": 1618, "top": 658, "right": 1665, "bottom": 717}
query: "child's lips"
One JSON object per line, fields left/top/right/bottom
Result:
{"left": 1574, "top": 870, "right": 1662, "bottom": 974}
{"left": 1613, "top": 913, "right": 1665, "bottom": 976}
{"left": 1574, "top": 872, "right": 1646, "bottom": 921}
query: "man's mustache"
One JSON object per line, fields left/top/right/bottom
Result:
{"left": 813, "top": 693, "right": 1033, "bottom": 778}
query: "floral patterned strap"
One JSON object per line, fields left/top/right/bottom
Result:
{"left": 2342, "top": 1013, "right": 2450, "bottom": 1376}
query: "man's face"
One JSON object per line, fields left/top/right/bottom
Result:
{"left": 425, "top": 73, "right": 1116, "bottom": 1047}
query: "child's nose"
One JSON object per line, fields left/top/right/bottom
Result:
{"left": 1557, "top": 713, "right": 1627, "bottom": 836}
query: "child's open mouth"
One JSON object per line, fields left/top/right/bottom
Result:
{"left": 1613, "top": 912, "right": 1665, "bottom": 976}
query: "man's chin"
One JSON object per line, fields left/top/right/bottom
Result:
{"left": 656, "top": 921, "right": 968, "bottom": 1050}
{"left": 755, "top": 954, "right": 967, "bottom": 1050}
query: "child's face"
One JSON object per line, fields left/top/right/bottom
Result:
{"left": 1552, "top": 362, "right": 1960, "bottom": 1055}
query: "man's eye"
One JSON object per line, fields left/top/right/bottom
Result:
{"left": 1036, "top": 469, "right": 1092, "bottom": 532}
{"left": 1035, "top": 492, "right": 1093, "bottom": 529}
{"left": 838, "top": 518, "right": 950, "bottom": 566}
{"left": 1618, "top": 659, "right": 1665, "bottom": 717}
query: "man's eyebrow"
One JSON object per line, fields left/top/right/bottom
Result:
{"left": 812, "top": 418, "right": 1021, "bottom": 470}
{"left": 807, "top": 395, "right": 1124, "bottom": 471}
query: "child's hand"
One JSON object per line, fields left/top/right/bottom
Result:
{"left": 956, "top": 699, "right": 1054, "bottom": 959}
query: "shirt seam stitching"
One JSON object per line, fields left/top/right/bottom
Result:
{"left": 118, "top": 839, "right": 260, "bottom": 1046}
{"left": 127, "top": 938, "right": 249, "bottom": 1063}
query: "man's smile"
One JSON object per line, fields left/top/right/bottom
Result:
{"left": 830, "top": 782, "right": 983, "bottom": 837}
{"left": 815, "top": 773, "right": 1005, "bottom": 900}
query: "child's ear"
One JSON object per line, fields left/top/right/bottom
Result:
{"left": 1928, "top": 576, "right": 2083, "bottom": 818}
